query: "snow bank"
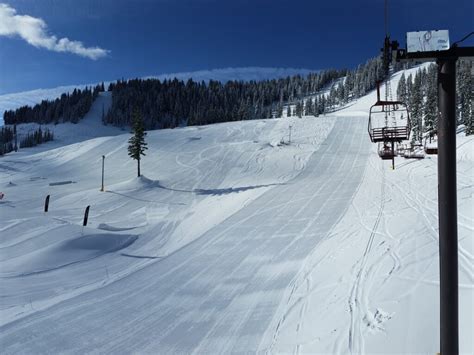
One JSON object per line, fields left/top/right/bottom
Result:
{"left": 1, "top": 230, "right": 137, "bottom": 277}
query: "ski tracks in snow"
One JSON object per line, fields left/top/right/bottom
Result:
{"left": 1, "top": 117, "right": 370, "bottom": 354}
{"left": 346, "top": 159, "right": 386, "bottom": 354}
{"left": 265, "top": 117, "right": 370, "bottom": 354}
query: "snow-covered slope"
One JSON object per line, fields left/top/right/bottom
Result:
{"left": 0, "top": 69, "right": 472, "bottom": 354}
{"left": 10, "top": 91, "right": 122, "bottom": 151}
{"left": 0, "top": 67, "right": 314, "bottom": 124}
{"left": 269, "top": 129, "right": 473, "bottom": 354}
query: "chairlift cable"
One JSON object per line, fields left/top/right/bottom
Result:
{"left": 368, "top": 0, "right": 411, "bottom": 167}
{"left": 451, "top": 31, "right": 474, "bottom": 47}
{"left": 383, "top": 0, "right": 398, "bottom": 131}
{"left": 383, "top": 0, "right": 390, "bottom": 127}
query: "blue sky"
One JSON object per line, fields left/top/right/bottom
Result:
{"left": 0, "top": 0, "right": 472, "bottom": 94}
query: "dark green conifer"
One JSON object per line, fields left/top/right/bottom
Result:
{"left": 128, "top": 109, "right": 148, "bottom": 177}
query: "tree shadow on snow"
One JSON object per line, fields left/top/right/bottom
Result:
{"left": 106, "top": 190, "right": 186, "bottom": 205}
{"left": 156, "top": 182, "right": 284, "bottom": 196}
{"left": 120, "top": 253, "right": 162, "bottom": 259}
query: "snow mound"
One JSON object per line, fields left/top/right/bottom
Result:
{"left": 97, "top": 223, "right": 144, "bottom": 232}
{"left": 2, "top": 233, "right": 137, "bottom": 277}
{"left": 108, "top": 175, "right": 161, "bottom": 192}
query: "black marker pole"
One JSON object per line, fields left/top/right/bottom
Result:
{"left": 101, "top": 155, "right": 105, "bottom": 192}
{"left": 83, "top": 205, "right": 90, "bottom": 227}
{"left": 44, "top": 195, "right": 50, "bottom": 212}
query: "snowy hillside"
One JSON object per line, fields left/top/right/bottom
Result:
{"left": 9, "top": 91, "right": 123, "bottom": 150}
{"left": 0, "top": 67, "right": 314, "bottom": 124}
{"left": 0, "top": 70, "right": 472, "bottom": 353}
{"left": 149, "top": 67, "right": 315, "bottom": 83}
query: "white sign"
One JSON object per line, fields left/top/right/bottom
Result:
{"left": 407, "top": 30, "right": 450, "bottom": 52}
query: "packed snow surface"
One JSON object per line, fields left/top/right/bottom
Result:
{"left": 0, "top": 68, "right": 473, "bottom": 354}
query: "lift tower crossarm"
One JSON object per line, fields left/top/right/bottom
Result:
{"left": 396, "top": 45, "right": 474, "bottom": 62}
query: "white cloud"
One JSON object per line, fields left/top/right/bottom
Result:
{"left": 0, "top": 3, "right": 109, "bottom": 60}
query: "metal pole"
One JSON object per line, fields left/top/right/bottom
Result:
{"left": 391, "top": 141, "right": 395, "bottom": 170}
{"left": 289, "top": 125, "right": 292, "bottom": 144}
{"left": 437, "top": 57, "right": 458, "bottom": 355}
{"left": 101, "top": 155, "right": 105, "bottom": 192}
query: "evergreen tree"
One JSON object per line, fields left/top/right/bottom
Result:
{"left": 328, "top": 85, "right": 337, "bottom": 110}
{"left": 457, "top": 61, "right": 473, "bottom": 134}
{"left": 337, "top": 83, "right": 345, "bottom": 103}
{"left": 410, "top": 72, "right": 423, "bottom": 142}
{"left": 320, "top": 95, "right": 327, "bottom": 114}
{"left": 0, "top": 126, "right": 15, "bottom": 155}
{"left": 19, "top": 127, "right": 53, "bottom": 148}
{"left": 397, "top": 73, "right": 408, "bottom": 103}
{"left": 305, "top": 98, "right": 314, "bottom": 116}
{"left": 295, "top": 101, "right": 303, "bottom": 118}
{"left": 313, "top": 96, "right": 320, "bottom": 116}
{"left": 127, "top": 109, "right": 148, "bottom": 177}
{"left": 406, "top": 74, "right": 414, "bottom": 102}
{"left": 275, "top": 102, "right": 283, "bottom": 118}
{"left": 13, "top": 124, "right": 17, "bottom": 152}
{"left": 423, "top": 65, "right": 438, "bottom": 134}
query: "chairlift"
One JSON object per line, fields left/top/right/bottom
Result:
{"left": 424, "top": 130, "right": 438, "bottom": 155}
{"left": 424, "top": 142, "right": 438, "bottom": 155}
{"left": 403, "top": 145, "right": 425, "bottom": 159}
{"left": 378, "top": 142, "right": 397, "bottom": 160}
{"left": 397, "top": 143, "right": 407, "bottom": 155}
{"left": 368, "top": 82, "right": 411, "bottom": 143}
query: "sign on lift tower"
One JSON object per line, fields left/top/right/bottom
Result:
{"left": 406, "top": 30, "right": 450, "bottom": 53}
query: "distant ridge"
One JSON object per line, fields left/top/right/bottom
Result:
{"left": 147, "top": 67, "right": 315, "bottom": 83}
{"left": 0, "top": 67, "right": 316, "bottom": 124}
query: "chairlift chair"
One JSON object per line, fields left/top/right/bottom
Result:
{"left": 378, "top": 142, "right": 397, "bottom": 160}
{"left": 368, "top": 82, "right": 411, "bottom": 143}
{"left": 403, "top": 145, "right": 425, "bottom": 159}
{"left": 424, "top": 130, "right": 438, "bottom": 155}
{"left": 424, "top": 141, "right": 438, "bottom": 155}
{"left": 397, "top": 142, "right": 409, "bottom": 155}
